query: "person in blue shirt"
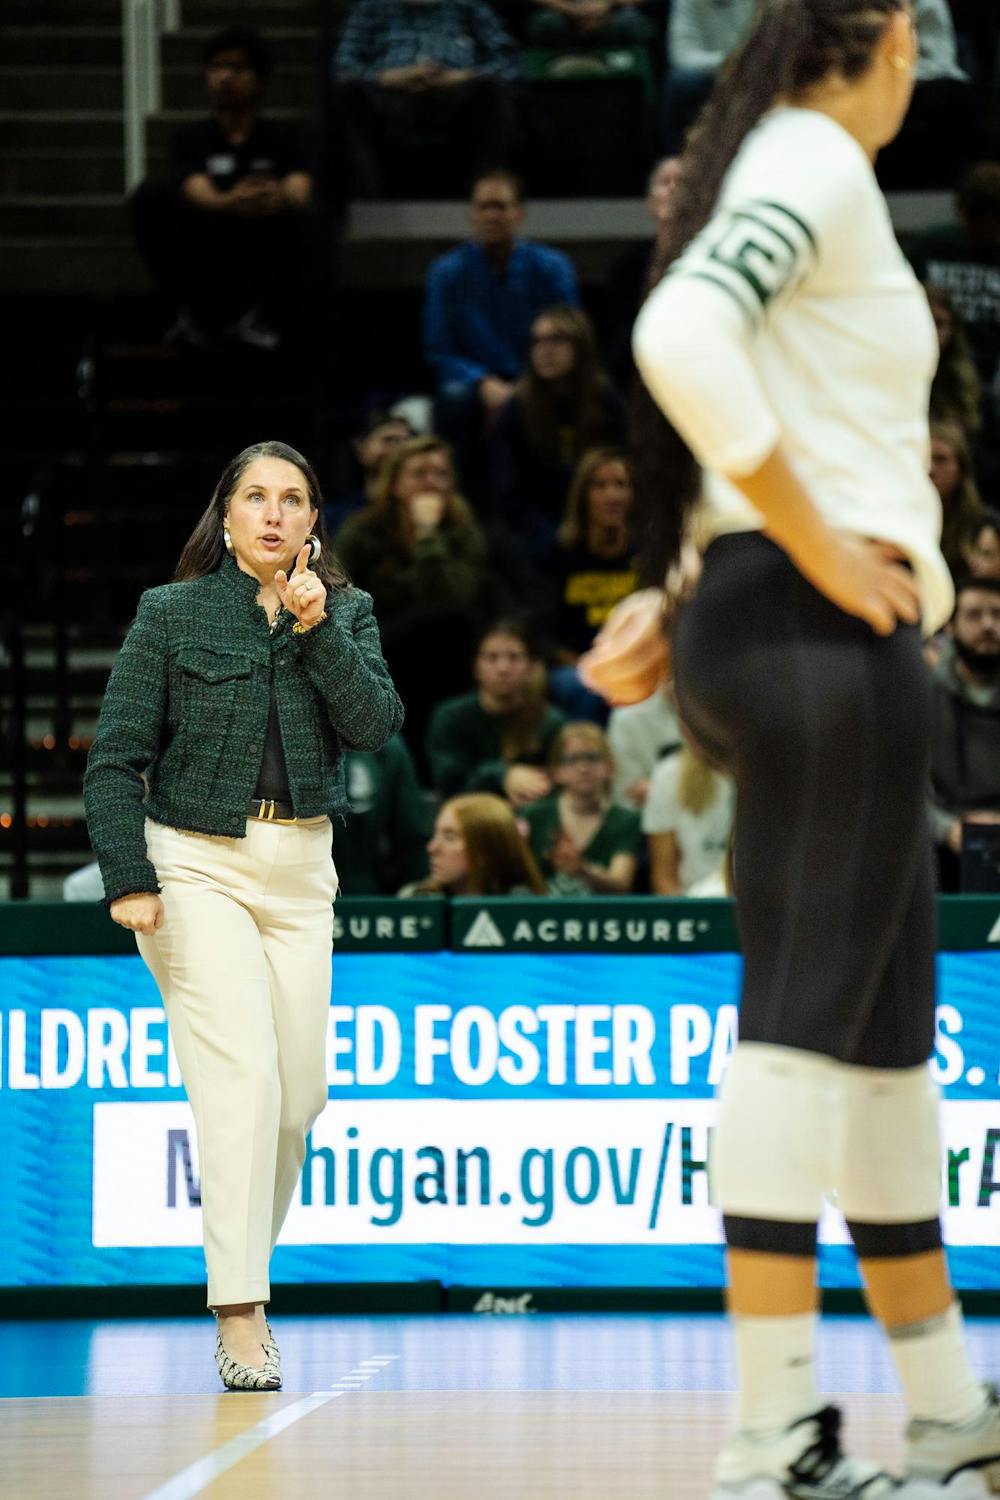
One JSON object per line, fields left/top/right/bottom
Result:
{"left": 424, "top": 169, "right": 580, "bottom": 488}
{"left": 334, "top": 0, "right": 521, "bottom": 199}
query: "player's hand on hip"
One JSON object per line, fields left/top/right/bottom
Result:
{"left": 804, "top": 535, "right": 922, "bottom": 636}
{"left": 276, "top": 544, "right": 327, "bottom": 628}
{"left": 109, "top": 892, "right": 164, "bottom": 935}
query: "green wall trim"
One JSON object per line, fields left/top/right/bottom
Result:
{"left": 0, "top": 895, "right": 998, "bottom": 956}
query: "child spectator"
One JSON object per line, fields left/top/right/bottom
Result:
{"left": 492, "top": 307, "right": 626, "bottom": 561}
{"left": 333, "top": 435, "right": 487, "bottom": 620}
{"left": 607, "top": 681, "right": 682, "bottom": 810}
{"left": 426, "top": 620, "right": 566, "bottom": 805}
{"left": 967, "top": 509, "right": 1000, "bottom": 581}
{"left": 522, "top": 722, "right": 642, "bottom": 893}
{"left": 334, "top": 736, "right": 430, "bottom": 895}
{"left": 333, "top": 0, "right": 521, "bottom": 198}
{"left": 403, "top": 794, "right": 547, "bottom": 895}
{"left": 926, "top": 286, "right": 983, "bottom": 436}
{"left": 526, "top": 0, "right": 656, "bottom": 50}
{"left": 129, "top": 26, "right": 316, "bottom": 349}
{"left": 642, "top": 739, "right": 735, "bottom": 896}
{"left": 324, "top": 409, "right": 415, "bottom": 534}
{"left": 930, "top": 421, "right": 986, "bottom": 579}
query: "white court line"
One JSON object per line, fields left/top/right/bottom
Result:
{"left": 141, "top": 1353, "right": 399, "bottom": 1500}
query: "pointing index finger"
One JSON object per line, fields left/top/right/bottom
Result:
{"left": 294, "top": 544, "right": 311, "bottom": 574}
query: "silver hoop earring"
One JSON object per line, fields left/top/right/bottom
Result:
{"left": 307, "top": 533, "right": 321, "bottom": 562}
{"left": 223, "top": 527, "right": 234, "bottom": 556}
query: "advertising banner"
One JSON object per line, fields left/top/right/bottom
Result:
{"left": 2, "top": 933, "right": 999, "bottom": 1290}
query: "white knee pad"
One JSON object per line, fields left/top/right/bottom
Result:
{"left": 833, "top": 1062, "right": 942, "bottom": 1224}
{"left": 712, "top": 1043, "right": 841, "bottom": 1223}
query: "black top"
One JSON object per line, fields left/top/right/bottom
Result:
{"left": 548, "top": 542, "right": 638, "bottom": 655}
{"left": 254, "top": 673, "right": 292, "bottom": 804}
{"left": 169, "top": 117, "right": 307, "bottom": 191}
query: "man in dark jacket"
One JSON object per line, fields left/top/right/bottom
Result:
{"left": 930, "top": 576, "right": 1000, "bottom": 887}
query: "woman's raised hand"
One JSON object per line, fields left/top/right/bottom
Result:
{"left": 276, "top": 545, "right": 327, "bottom": 628}
{"left": 109, "top": 892, "right": 164, "bottom": 936}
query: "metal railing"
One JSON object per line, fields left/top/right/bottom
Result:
{"left": 123, "top": 0, "right": 182, "bottom": 193}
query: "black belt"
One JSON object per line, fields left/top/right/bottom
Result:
{"left": 248, "top": 798, "right": 296, "bottom": 822}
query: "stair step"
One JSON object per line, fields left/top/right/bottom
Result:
{"left": 3, "top": 27, "right": 123, "bottom": 66}
{"left": 3, "top": 197, "right": 129, "bottom": 238}
{"left": 0, "top": 68, "right": 123, "bottom": 112}
{"left": 0, "top": 112, "right": 123, "bottom": 150}
{"left": 0, "top": 237, "right": 143, "bottom": 294}
{"left": 163, "top": 27, "right": 319, "bottom": 68}
{"left": 3, "top": 0, "right": 120, "bottom": 20}
{"left": 0, "top": 150, "right": 124, "bottom": 196}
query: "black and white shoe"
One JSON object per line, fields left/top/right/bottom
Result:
{"left": 263, "top": 1317, "right": 280, "bottom": 1380}
{"left": 214, "top": 1325, "right": 281, "bottom": 1392}
{"left": 905, "top": 1384, "right": 1000, "bottom": 1491}
{"left": 712, "top": 1404, "right": 926, "bottom": 1499}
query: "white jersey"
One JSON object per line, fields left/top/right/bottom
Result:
{"left": 633, "top": 107, "right": 955, "bottom": 633}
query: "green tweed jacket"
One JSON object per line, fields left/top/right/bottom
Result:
{"left": 84, "top": 555, "right": 404, "bottom": 904}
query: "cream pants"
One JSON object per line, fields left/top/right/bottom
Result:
{"left": 137, "top": 816, "right": 337, "bottom": 1306}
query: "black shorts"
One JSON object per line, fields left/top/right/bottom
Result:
{"left": 673, "top": 532, "right": 936, "bottom": 1070}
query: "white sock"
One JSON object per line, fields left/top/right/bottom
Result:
{"left": 733, "top": 1313, "right": 820, "bottom": 1433}
{"left": 888, "top": 1303, "right": 987, "bottom": 1424}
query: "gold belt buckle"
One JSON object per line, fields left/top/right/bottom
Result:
{"left": 256, "top": 799, "right": 277, "bottom": 821}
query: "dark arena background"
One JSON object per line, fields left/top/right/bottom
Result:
{"left": 3, "top": 2, "right": 1000, "bottom": 1496}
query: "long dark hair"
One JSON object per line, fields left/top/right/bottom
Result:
{"left": 926, "top": 285, "right": 982, "bottom": 436}
{"left": 516, "top": 305, "right": 611, "bottom": 463}
{"left": 173, "top": 439, "right": 348, "bottom": 590}
{"left": 634, "top": 0, "right": 908, "bottom": 586}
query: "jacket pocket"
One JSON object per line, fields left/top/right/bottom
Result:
{"left": 173, "top": 648, "right": 252, "bottom": 738}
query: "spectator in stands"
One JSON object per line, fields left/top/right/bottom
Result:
{"left": 927, "top": 285, "right": 983, "bottom": 436}
{"left": 607, "top": 678, "right": 682, "bottom": 810}
{"left": 426, "top": 619, "right": 566, "bottom": 805}
{"left": 323, "top": 410, "right": 415, "bottom": 535}
{"left": 606, "top": 156, "right": 682, "bottom": 389}
{"left": 333, "top": 435, "right": 487, "bottom": 620}
{"left": 526, "top": 0, "right": 656, "bottom": 49}
{"left": 664, "top": 0, "right": 975, "bottom": 177}
{"left": 930, "top": 421, "right": 985, "bottom": 579}
{"left": 424, "top": 171, "right": 579, "bottom": 475}
{"left": 910, "top": 163, "right": 1000, "bottom": 388}
{"left": 129, "top": 27, "right": 315, "bottom": 350}
{"left": 522, "top": 722, "right": 642, "bottom": 893}
{"left": 967, "top": 510, "right": 1000, "bottom": 581}
{"left": 335, "top": 435, "right": 490, "bottom": 768}
{"left": 334, "top": 736, "right": 430, "bottom": 894}
{"left": 642, "top": 736, "right": 735, "bottom": 896}
{"left": 544, "top": 447, "right": 638, "bottom": 720}
{"left": 492, "top": 307, "right": 626, "bottom": 562}
{"left": 874, "top": 0, "right": 978, "bottom": 190}
{"left": 930, "top": 577, "right": 1000, "bottom": 888}
{"left": 402, "top": 793, "right": 547, "bottom": 895}
{"left": 333, "top": 0, "right": 520, "bottom": 198}
{"left": 661, "top": 0, "right": 752, "bottom": 153}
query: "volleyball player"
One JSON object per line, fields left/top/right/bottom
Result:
{"left": 580, "top": 2, "right": 1000, "bottom": 1495}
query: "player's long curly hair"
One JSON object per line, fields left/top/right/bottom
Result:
{"left": 633, "top": 0, "right": 911, "bottom": 586}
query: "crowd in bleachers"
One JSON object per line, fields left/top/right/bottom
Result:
{"left": 112, "top": 6, "right": 1000, "bottom": 902}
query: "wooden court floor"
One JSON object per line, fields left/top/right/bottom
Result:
{"left": 2, "top": 1313, "right": 997, "bottom": 1500}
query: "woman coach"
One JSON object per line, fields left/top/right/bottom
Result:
{"left": 84, "top": 439, "right": 403, "bottom": 1390}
